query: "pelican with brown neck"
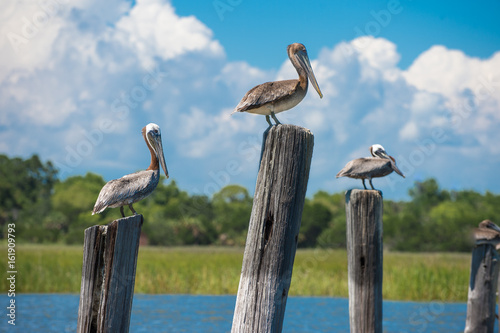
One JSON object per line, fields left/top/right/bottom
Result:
{"left": 92, "top": 123, "right": 169, "bottom": 217}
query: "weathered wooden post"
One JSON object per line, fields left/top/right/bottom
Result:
{"left": 77, "top": 215, "right": 143, "bottom": 333}
{"left": 231, "top": 124, "right": 314, "bottom": 333}
{"left": 464, "top": 243, "right": 499, "bottom": 333}
{"left": 345, "top": 189, "right": 383, "bottom": 333}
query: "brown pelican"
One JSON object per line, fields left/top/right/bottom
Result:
{"left": 474, "top": 220, "right": 500, "bottom": 249}
{"left": 336, "top": 144, "right": 405, "bottom": 190}
{"left": 92, "top": 123, "right": 169, "bottom": 217}
{"left": 232, "top": 43, "right": 323, "bottom": 126}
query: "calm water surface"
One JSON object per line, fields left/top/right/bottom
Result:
{"left": 0, "top": 294, "right": 492, "bottom": 332}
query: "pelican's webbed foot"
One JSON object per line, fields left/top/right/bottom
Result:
{"left": 369, "top": 179, "right": 375, "bottom": 190}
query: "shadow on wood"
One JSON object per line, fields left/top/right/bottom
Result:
{"left": 345, "top": 189, "right": 383, "bottom": 333}
{"left": 464, "top": 243, "right": 499, "bottom": 333}
{"left": 77, "top": 214, "right": 143, "bottom": 333}
{"left": 231, "top": 124, "right": 314, "bottom": 333}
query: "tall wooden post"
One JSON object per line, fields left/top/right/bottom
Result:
{"left": 231, "top": 124, "right": 314, "bottom": 333}
{"left": 345, "top": 189, "right": 383, "bottom": 333}
{"left": 464, "top": 243, "right": 499, "bottom": 333}
{"left": 77, "top": 215, "right": 143, "bottom": 333}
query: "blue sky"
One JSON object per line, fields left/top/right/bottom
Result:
{"left": 1, "top": 0, "right": 499, "bottom": 200}
{"left": 172, "top": 0, "right": 500, "bottom": 70}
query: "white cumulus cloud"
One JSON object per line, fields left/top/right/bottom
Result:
{"left": 113, "top": 0, "right": 223, "bottom": 68}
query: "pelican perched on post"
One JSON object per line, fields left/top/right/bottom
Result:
{"left": 92, "top": 123, "right": 169, "bottom": 217}
{"left": 336, "top": 144, "right": 405, "bottom": 190}
{"left": 474, "top": 220, "right": 500, "bottom": 249}
{"left": 232, "top": 43, "right": 323, "bottom": 126}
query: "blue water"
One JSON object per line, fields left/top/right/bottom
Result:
{"left": 0, "top": 294, "right": 493, "bottom": 332}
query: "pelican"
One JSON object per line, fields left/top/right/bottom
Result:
{"left": 336, "top": 144, "right": 405, "bottom": 190}
{"left": 474, "top": 220, "right": 500, "bottom": 249}
{"left": 92, "top": 123, "right": 169, "bottom": 217}
{"left": 232, "top": 43, "right": 323, "bottom": 126}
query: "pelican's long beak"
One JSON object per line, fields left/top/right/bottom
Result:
{"left": 375, "top": 150, "right": 405, "bottom": 178}
{"left": 388, "top": 155, "right": 405, "bottom": 178}
{"left": 391, "top": 162, "right": 405, "bottom": 178}
{"left": 296, "top": 49, "right": 323, "bottom": 98}
{"left": 149, "top": 133, "right": 169, "bottom": 178}
{"left": 374, "top": 149, "right": 390, "bottom": 160}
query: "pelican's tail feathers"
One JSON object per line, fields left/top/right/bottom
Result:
{"left": 91, "top": 203, "right": 107, "bottom": 216}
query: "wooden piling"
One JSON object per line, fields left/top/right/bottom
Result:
{"left": 77, "top": 214, "right": 143, "bottom": 333}
{"left": 345, "top": 189, "right": 383, "bottom": 333}
{"left": 231, "top": 124, "right": 314, "bottom": 333}
{"left": 464, "top": 243, "right": 499, "bottom": 333}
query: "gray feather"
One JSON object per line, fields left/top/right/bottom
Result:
{"left": 234, "top": 80, "right": 302, "bottom": 113}
{"left": 474, "top": 228, "right": 500, "bottom": 241}
{"left": 336, "top": 158, "right": 394, "bottom": 179}
{"left": 92, "top": 169, "right": 160, "bottom": 214}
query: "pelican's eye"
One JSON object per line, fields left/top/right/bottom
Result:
{"left": 154, "top": 129, "right": 159, "bottom": 134}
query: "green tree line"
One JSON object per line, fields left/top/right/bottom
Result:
{"left": 1, "top": 154, "right": 499, "bottom": 251}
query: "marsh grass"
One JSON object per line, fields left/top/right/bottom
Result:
{"left": 1, "top": 245, "right": 470, "bottom": 301}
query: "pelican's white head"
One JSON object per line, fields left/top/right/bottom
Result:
{"left": 143, "top": 123, "right": 169, "bottom": 178}
{"left": 370, "top": 144, "right": 387, "bottom": 158}
{"left": 145, "top": 123, "right": 161, "bottom": 137}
